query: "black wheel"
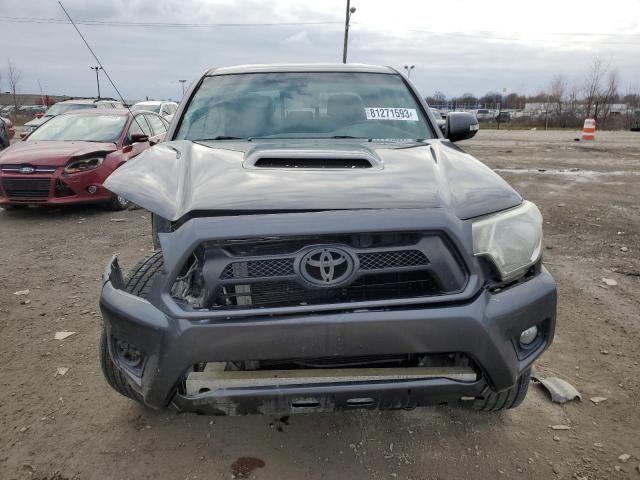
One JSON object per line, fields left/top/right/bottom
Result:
{"left": 151, "top": 213, "right": 171, "bottom": 250}
{"left": 466, "top": 368, "right": 531, "bottom": 412}
{"left": 100, "top": 251, "right": 164, "bottom": 403}
{"left": 105, "top": 192, "right": 130, "bottom": 211}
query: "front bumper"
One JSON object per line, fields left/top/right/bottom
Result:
{"left": 0, "top": 169, "right": 112, "bottom": 205}
{"left": 100, "top": 255, "right": 557, "bottom": 414}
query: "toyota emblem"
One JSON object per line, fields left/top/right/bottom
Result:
{"left": 298, "top": 246, "right": 356, "bottom": 287}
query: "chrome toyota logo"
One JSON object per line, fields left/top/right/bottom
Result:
{"left": 19, "top": 166, "right": 35, "bottom": 174}
{"left": 298, "top": 246, "right": 356, "bottom": 287}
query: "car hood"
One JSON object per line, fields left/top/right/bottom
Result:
{"left": 0, "top": 141, "right": 117, "bottom": 166}
{"left": 104, "top": 139, "right": 521, "bottom": 222}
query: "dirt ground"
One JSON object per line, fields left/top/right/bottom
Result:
{"left": 1, "top": 130, "right": 639, "bottom": 480}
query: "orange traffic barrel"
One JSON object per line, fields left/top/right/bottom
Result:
{"left": 582, "top": 118, "right": 596, "bottom": 141}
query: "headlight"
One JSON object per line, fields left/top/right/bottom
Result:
{"left": 472, "top": 201, "right": 543, "bottom": 282}
{"left": 64, "top": 156, "right": 104, "bottom": 174}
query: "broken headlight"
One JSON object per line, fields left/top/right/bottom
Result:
{"left": 472, "top": 201, "right": 543, "bottom": 282}
{"left": 64, "top": 156, "right": 104, "bottom": 174}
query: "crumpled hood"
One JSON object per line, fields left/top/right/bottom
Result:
{"left": 104, "top": 139, "right": 521, "bottom": 222}
{"left": 0, "top": 141, "right": 117, "bottom": 167}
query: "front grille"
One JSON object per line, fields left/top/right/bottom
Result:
{"left": 358, "top": 250, "right": 428, "bottom": 270}
{"left": 220, "top": 258, "right": 295, "bottom": 280}
{"left": 173, "top": 232, "right": 468, "bottom": 311}
{"left": 1, "top": 178, "right": 51, "bottom": 199}
{"left": 1, "top": 165, "right": 56, "bottom": 173}
{"left": 215, "top": 270, "right": 441, "bottom": 309}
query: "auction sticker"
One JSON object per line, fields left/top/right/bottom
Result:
{"left": 365, "top": 107, "right": 419, "bottom": 121}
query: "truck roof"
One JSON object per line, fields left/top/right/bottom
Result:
{"left": 206, "top": 63, "right": 397, "bottom": 76}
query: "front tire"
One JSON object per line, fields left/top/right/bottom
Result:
{"left": 105, "top": 193, "right": 130, "bottom": 211}
{"left": 100, "top": 251, "right": 164, "bottom": 403}
{"left": 466, "top": 368, "right": 531, "bottom": 412}
{"left": 151, "top": 213, "right": 171, "bottom": 250}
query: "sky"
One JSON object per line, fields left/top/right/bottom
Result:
{"left": 0, "top": 0, "right": 639, "bottom": 102}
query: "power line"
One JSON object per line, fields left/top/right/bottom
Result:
{"left": 1, "top": 15, "right": 639, "bottom": 38}
{"left": 0, "top": 16, "right": 343, "bottom": 27}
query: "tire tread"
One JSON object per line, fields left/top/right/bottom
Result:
{"left": 99, "top": 252, "right": 164, "bottom": 403}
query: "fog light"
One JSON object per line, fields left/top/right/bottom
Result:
{"left": 87, "top": 185, "right": 98, "bottom": 194}
{"left": 519, "top": 325, "right": 539, "bottom": 346}
{"left": 115, "top": 339, "right": 144, "bottom": 369}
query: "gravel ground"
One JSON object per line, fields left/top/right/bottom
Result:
{"left": 1, "top": 129, "right": 639, "bottom": 480}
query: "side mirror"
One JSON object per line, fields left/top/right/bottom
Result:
{"left": 445, "top": 112, "right": 479, "bottom": 142}
{"left": 130, "top": 133, "right": 149, "bottom": 143}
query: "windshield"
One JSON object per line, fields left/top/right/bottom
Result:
{"left": 132, "top": 104, "right": 161, "bottom": 113}
{"left": 45, "top": 103, "right": 95, "bottom": 116}
{"left": 430, "top": 109, "right": 443, "bottom": 121}
{"left": 176, "top": 72, "right": 433, "bottom": 141}
{"left": 27, "top": 114, "right": 127, "bottom": 143}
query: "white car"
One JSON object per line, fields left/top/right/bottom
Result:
{"left": 474, "top": 109, "right": 496, "bottom": 122}
{"left": 132, "top": 101, "right": 179, "bottom": 121}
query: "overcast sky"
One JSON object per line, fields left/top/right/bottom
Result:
{"left": 1, "top": 0, "right": 639, "bottom": 101}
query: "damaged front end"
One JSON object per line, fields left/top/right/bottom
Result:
{"left": 99, "top": 208, "right": 556, "bottom": 415}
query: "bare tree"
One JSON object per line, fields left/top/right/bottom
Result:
{"left": 432, "top": 91, "right": 446, "bottom": 105}
{"left": 597, "top": 69, "right": 619, "bottom": 128}
{"left": 565, "top": 85, "right": 580, "bottom": 126}
{"left": 549, "top": 75, "right": 566, "bottom": 116}
{"left": 583, "top": 58, "right": 608, "bottom": 119}
{"left": 7, "top": 60, "right": 22, "bottom": 115}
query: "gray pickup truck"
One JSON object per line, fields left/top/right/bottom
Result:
{"left": 99, "top": 64, "right": 556, "bottom": 416}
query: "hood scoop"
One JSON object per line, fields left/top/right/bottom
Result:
{"left": 244, "top": 148, "right": 382, "bottom": 170}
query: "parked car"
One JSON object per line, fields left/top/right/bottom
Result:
{"left": 132, "top": 101, "right": 179, "bottom": 121}
{"left": 474, "top": 108, "right": 496, "bottom": 121}
{"left": 0, "top": 109, "right": 168, "bottom": 210}
{"left": 1, "top": 117, "right": 15, "bottom": 141}
{"left": 631, "top": 109, "right": 640, "bottom": 132}
{"left": 0, "top": 118, "right": 9, "bottom": 151}
{"left": 1, "top": 105, "right": 16, "bottom": 116}
{"left": 21, "top": 98, "right": 124, "bottom": 138}
{"left": 100, "top": 63, "right": 555, "bottom": 416}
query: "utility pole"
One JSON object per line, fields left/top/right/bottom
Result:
{"left": 179, "top": 79, "right": 187, "bottom": 97}
{"left": 342, "top": 0, "right": 356, "bottom": 64}
{"left": 90, "top": 66, "right": 103, "bottom": 98}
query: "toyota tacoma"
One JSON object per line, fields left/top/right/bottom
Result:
{"left": 99, "top": 64, "right": 556, "bottom": 415}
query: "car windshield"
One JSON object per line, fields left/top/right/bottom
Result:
{"left": 45, "top": 103, "right": 95, "bottom": 116}
{"left": 132, "top": 104, "right": 161, "bottom": 113}
{"left": 176, "top": 72, "right": 433, "bottom": 141}
{"left": 27, "top": 114, "right": 127, "bottom": 143}
{"left": 430, "top": 109, "right": 443, "bottom": 121}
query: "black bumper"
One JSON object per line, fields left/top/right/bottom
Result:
{"left": 99, "top": 258, "right": 556, "bottom": 414}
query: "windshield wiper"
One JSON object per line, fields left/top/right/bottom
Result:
{"left": 196, "top": 136, "right": 246, "bottom": 141}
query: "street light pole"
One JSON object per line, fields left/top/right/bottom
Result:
{"left": 90, "top": 66, "right": 102, "bottom": 98}
{"left": 403, "top": 65, "right": 415, "bottom": 78}
{"left": 342, "top": 0, "right": 356, "bottom": 64}
{"left": 179, "top": 79, "right": 187, "bottom": 97}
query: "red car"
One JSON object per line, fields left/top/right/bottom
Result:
{"left": 0, "top": 109, "right": 168, "bottom": 210}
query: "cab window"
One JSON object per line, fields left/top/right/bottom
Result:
{"left": 146, "top": 114, "right": 168, "bottom": 136}
{"left": 127, "top": 115, "right": 152, "bottom": 142}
